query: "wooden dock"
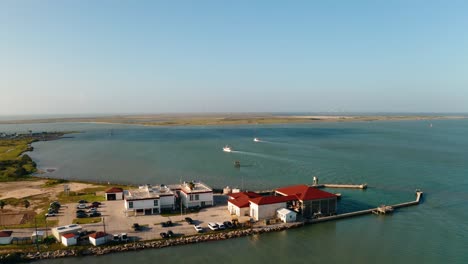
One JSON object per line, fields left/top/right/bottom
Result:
{"left": 312, "top": 183, "right": 368, "bottom": 189}
{"left": 306, "top": 190, "right": 423, "bottom": 224}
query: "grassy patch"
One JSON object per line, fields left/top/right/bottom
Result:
{"left": 72, "top": 217, "right": 102, "bottom": 224}
{"left": 42, "top": 178, "right": 69, "bottom": 187}
{"left": 57, "top": 187, "right": 107, "bottom": 204}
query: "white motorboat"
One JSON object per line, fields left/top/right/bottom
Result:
{"left": 223, "top": 145, "right": 232, "bottom": 152}
{"left": 253, "top": 138, "right": 260, "bottom": 142}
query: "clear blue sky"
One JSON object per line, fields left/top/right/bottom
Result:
{"left": 1, "top": 0, "right": 468, "bottom": 115}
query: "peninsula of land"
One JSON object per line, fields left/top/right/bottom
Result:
{"left": 0, "top": 113, "right": 466, "bottom": 127}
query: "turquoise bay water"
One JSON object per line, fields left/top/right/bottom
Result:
{"left": 1, "top": 120, "right": 467, "bottom": 263}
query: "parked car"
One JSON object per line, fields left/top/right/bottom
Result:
{"left": 223, "top": 221, "right": 234, "bottom": 229}
{"left": 76, "top": 212, "right": 88, "bottom": 218}
{"left": 48, "top": 208, "right": 58, "bottom": 214}
{"left": 92, "top": 201, "right": 102, "bottom": 206}
{"left": 120, "top": 233, "right": 128, "bottom": 242}
{"left": 76, "top": 203, "right": 87, "bottom": 209}
{"left": 208, "top": 222, "right": 219, "bottom": 231}
{"left": 167, "top": 230, "right": 174, "bottom": 237}
{"left": 89, "top": 203, "right": 99, "bottom": 208}
{"left": 185, "top": 217, "right": 194, "bottom": 224}
{"left": 216, "top": 222, "right": 226, "bottom": 230}
{"left": 160, "top": 232, "right": 168, "bottom": 239}
{"left": 89, "top": 212, "right": 101, "bottom": 217}
{"left": 76, "top": 209, "right": 86, "bottom": 214}
{"left": 113, "top": 234, "right": 120, "bottom": 241}
{"left": 88, "top": 208, "right": 98, "bottom": 213}
{"left": 50, "top": 201, "right": 61, "bottom": 209}
{"left": 132, "top": 223, "right": 142, "bottom": 231}
{"left": 161, "top": 221, "right": 173, "bottom": 227}
{"left": 78, "top": 200, "right": 88, "bottom": 204}
{"left": 193, "top": 225, "right": 203, "bottom": 233}
{"left": 45, "top": 212, "right": 56, "bottom": 217}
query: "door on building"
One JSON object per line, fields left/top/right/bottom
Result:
{"left": 201, "top": 201, "right": 206, "bottom": 207}
{"left": 107, "top": 194, "right": 116, "bottom": 200}
{"left": 144, "top": 209, "right": 152, "bottom": 215}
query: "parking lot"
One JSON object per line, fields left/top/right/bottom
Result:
{"left": 53, "top": 195, "right": 235, "bottom": 241}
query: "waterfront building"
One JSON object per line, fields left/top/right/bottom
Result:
{"left": 89, "top": 232, "right": 109, "bottom": 246}
{"left": 52, "top": 224, "right": 82, "bottom": 241}
{"left": 105, "top": 187, "right": 124, "bottom": 200}
{"left": 178, "top": 181, "right": 213, "bottom": 208}
{"left": 275, "top": 185, "right": 337, "bottom": 217}
{"left": 227, "top": 192, "right": 261, "bottom": 217}
{"left": 0, "top": 231, "right": 13, "bottom": 245}
{"left": 124, "top": 184, "right": 175, "bottom": 216}
{"left": 277, "top": 208, "right": 297, "bottom": 223}
{"left": 61, "top": 233, "right": 77, "bottom": 246}
{"left": 249, "top": 195, "right": 296, "bottom": 221}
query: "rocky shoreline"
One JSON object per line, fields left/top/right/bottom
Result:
{"left": 0, "top": 223, "right": 304, "bottom": 263}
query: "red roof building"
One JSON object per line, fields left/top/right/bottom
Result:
{"left": 0, "top": 231, "right": 13, "bottom": 237}
{"left": 105, "top": 187, "right": 124, "bottom": 193}
{"left": 105, "top": 187, "right": 124, "bottom": 200}
{"left": 89, "top": 231, "right": 107, "bottom": 239}
{"left": 276, "top": 185, "right": 337, "bottom": 201}
{"left": 275, "top": 185, "right": 337, "bottom": 218}
{"left": 62, "top": 233, "right": 75, "bottom": 239}
{"left": 249, "top": 195, "right": 297, "bottom": 206}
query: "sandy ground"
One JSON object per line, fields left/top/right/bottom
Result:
{"left": 0, "top": 180, "right": 97, "bottom": 201}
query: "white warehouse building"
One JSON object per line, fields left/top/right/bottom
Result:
{"left": 124, "top": 184, "right": 175, "bottom": 216}
{"left": 178, "top": 181, "right": 213, "bottom": 208}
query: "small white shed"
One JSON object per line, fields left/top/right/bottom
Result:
{"left": 0, "top": 231, "right": 13, "bottom": 245}
{"left": 277, "top": 208, "right": 297, "bottom": 223}
{"left": 61, "top": 233, "right": 77, "bottom": 246}
{"left": 89, "top": 231, "right": 109, "bottom": 246}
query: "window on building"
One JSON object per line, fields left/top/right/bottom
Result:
{"left": 189, "top": 195, "right": 193, "bottom": 201}
{"left": 129, "top": 201, "right": 133, "bottom": 208}
{"left": 154, "top": 200, "right": 158, "bottom": 207}
{"left": 195, "top": 194, "right": 199, "bottom": 201}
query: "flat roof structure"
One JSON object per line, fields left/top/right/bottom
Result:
{"left": 125, "top": 184, "right": 174, "bottom": 201}
{"left": 180, "top": 181, "right": 212, "bottom": 194}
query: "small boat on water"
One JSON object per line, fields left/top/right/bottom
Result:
{"left": 253, "top": 138, "right": 260, "bottom": 142}
{"left": 223, "top": 145, "right": 232, "bottom": 152}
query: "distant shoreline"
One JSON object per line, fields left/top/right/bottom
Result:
{"left": 0, "top": 114, "right": 466, "bottom": 127}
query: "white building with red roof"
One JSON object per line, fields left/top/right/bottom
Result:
{"left": 227, "top": 191, "right": 261, "bottom": 217}
{"left": 0, "top": 231, "right": 13, "bottom": 245}
{"left": 249, "top": 195, "right": 297, "bottom": 221}
{"left": 61, "top": 233, "right": 77, "bottom": 246}
{"left": 105, "top": 187, "right": 124, "bottom": 200}
{"left": 275, "top": 184, "right": 337, "bottom": 217}
{"left": 89, "top": 231, "right": 109, "bottom": 246}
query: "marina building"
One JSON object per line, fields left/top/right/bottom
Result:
{"left": 227, "top": 191, "right": 261, "bottom": 217}
{"left": 124, "top": 184, "right": 175, "bottom": 216}
{"left": 275, "top": 185, "right": 337, "bottom": 217}
{"left": 249, "top": 195, "right": 296, "bottom": 221}
{"left": 178, "top": 181, "right": 213, "bottom": 208}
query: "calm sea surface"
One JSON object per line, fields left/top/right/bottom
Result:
{"left": 1, "top": 120, "right": 467, "bottom": 263}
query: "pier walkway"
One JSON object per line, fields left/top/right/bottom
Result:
{"left": 306, "top": 190, "right": 423, "bottom": 224}
{"left": 312, "top": 183, "right": 368, "bottom": 189}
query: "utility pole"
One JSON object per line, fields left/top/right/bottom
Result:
{"left": 103, "top": 217, "right": 106, "bottom": 234}
{"left": 34, "top": 218, "right": 39, "bottom": 251}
